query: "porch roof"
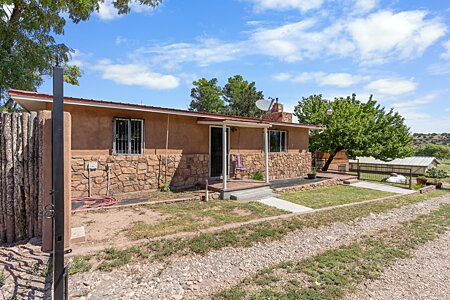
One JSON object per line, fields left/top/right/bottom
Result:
{"left": 197, "top": 117, "right": 272, "bottom": 128}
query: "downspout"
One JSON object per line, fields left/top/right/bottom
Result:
{"left": 165, "top": 114, "right": 170, "bottom": 184}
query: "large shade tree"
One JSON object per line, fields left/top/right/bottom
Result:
{"left": 294, "top": 94, "right": 413, "bottom": 171}
{"left": 188, "top": 78, "right": 225, "bottom": 113}
{"left": 222, "top": 75, "right": 264, "bottom": 118}
{"left": 0, "top": 0, "right": 162, "bottom": 108}
{"left": 188, "top": 75, "right": 265, "bottom": 118}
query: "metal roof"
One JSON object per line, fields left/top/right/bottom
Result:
{"left": 8, "top": 89, "right": 323, "bottom": 130}
{"left": 349, "top": 156, "right": 441, "bottom": 167}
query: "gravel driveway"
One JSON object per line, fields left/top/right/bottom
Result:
{"left": 346, "top": 231, "right": 450, "bottom": 300}
{"left": 69, "top": 194, "right": 450, "bottom": 299}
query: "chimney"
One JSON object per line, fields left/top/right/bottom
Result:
{"left": 263, "top": 98, "right": 293, "bottom": 123}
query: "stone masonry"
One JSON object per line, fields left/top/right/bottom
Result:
{"left": 231, "top": 152, "right": 311, "bottom": 180}
{"left": 71, "top": 154, "right": 209, "bottom": 197}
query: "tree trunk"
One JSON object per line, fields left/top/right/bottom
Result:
{"left": 4, "top": 113, "right": 15, "bottom": 243}
{"left": 321, "top": 153, "right": 336, "bottom": 171}
{"left": 0, "top": 113, "right": 5, "bottom": 242}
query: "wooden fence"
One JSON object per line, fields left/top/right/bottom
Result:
{"left": 0, "top": 112, "right": 42, "bottom": 244}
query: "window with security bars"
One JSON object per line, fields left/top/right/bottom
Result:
{"left": 113, "top": 118, "right": 144, "bottom": 155}
{"left": 269, "top": 130, "right": 287, "bottom": 152}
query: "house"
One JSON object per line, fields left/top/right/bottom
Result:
{"left": 349, "top": 156, "right": 441, "bottom": 175}
{"left": 9, "top": 90, "right": 321, "bottom": 198}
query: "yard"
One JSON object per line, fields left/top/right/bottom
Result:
{"left": 67, "top": 189, "right": 450, "bottom": 299}
{"left": 279, "top": 185, "right": 394, "bottom": 209}
{"left": 72, "top": 199, "right": 287, "bottom": 250}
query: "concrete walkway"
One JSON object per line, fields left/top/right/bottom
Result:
{"left": 258, "top": 196, "right": 314, "bottom": 213}
{"left": 350, "top": 181, "right": 415, "bottom": 195}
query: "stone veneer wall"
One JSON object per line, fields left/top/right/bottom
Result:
{"left": 71, "top": 154, "right": 209, "bottom": 197}
{"left": 272, "top": 178, "right": 342, "bottom": 193}
{"left": 231, "top": 152, "right": 311, "bottom": 180}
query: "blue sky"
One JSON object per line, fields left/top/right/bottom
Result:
{"left": 39, "top": 0, "right": 450, "bottom": 133}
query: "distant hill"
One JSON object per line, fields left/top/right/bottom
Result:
{"left": 413, "top": 133, "right": 450, "bottom": 146}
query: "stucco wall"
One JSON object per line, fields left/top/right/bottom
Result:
{"left": 58, "top": 104, "right": 210, "bottom": 156}
{"left": 61, "top": 104, "right": 312, "bottom": 196}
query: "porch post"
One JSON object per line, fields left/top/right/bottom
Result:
{"left": 222, "top": 123, "right": 227, "bottom": 190}
{"left": 264, "top": 127, "right": 269, "bottom": 183}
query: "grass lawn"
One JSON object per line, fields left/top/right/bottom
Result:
{"left": 69, "top": 190, "right": 449, "bottom": 274}
{"left": 127, "top": 200, "right": 287, "bottom": 240}
{"left": 279, "top": 185, "right": 395, "bottom": 209}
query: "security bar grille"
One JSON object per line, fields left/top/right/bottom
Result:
{"left": 114, "top": 118, "right": 143, "bottom": 155}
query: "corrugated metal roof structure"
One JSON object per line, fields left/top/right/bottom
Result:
{"left": 349, "top": 156, "right": 441, "bottom": 167}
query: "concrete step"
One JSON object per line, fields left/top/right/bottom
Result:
{"left": 229, "top": 186, "right": 274, "bottom": 201}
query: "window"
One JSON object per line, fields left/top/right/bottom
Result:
{"left": 269, "top": 130, "right": 287, "bottom": 152}
{"left": 113, "top": 118, "right": 144, "bottom": 155}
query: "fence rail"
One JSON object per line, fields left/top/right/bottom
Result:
{"left": 350, "top": 161, "right": 413, "bottom": 189}
{"left": 0, "top": 112, "right": 42, "bottom": 244}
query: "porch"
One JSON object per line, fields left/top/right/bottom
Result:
{"left": 206, "top": 179, "right": 272, "bottom": 200}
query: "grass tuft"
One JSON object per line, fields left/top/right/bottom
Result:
{"left": 69, "top": 256, "right": 92, "bottom": 275}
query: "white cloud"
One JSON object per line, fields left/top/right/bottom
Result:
{"left": 97, "top": 1, "right": 121, "bottom": 20}
{"left": 274, "top": 71, "right": 369, "bottom": 87}
{"left": 353, "top": 0, "right": 378, "bottom": 13}
{"left": 93, "top": 59, "right": 179, "bottom": 90}
{"left": 67, "top": 49, "right": 86, "bottom": 67}
{"left": 366, "top": 78, "right": 417, "bottom": 96}
{"left": 391, "top": 93, "right": 437, "bottom": 108}
{"left": 347, "top": 10, "right": 447, "bottom": 63}
{"left": 250, "top": 0, "right": 324, "bottom": 12}
{"left": 428, "top": 62, "right": 450, "bottom": 75}
{"left": 97, "top": 0, "right": 156, "bottom": 21}
{"left": 133, "top": 9, "right": 445, "bottom": 68}
{"left": 441, "top": 39, "right": 450, "bottom": 60}
{"left": 137, "top": 38, "right": 245, "bottom": 68}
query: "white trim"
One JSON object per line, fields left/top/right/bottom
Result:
{"left": 11, "top": 95, "right": 322, "bottom": 129}
{"left": 268, "top": 130, "right": 288, "bottom": 153}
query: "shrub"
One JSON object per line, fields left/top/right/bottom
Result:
{"left": 251, "top": 171, "right": 264, "bottom": 181}
{"left": 426, "top": 167, "right": 448, "bottom": 183}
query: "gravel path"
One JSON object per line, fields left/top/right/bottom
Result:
{"left": 346, "top": 231, "right": 450, "bottom": 300}
{"left": 0, "top": 238, "right": 51, "bottom": 300}
{"left": 69, "top": 194, "right": 450, "bottom": 300}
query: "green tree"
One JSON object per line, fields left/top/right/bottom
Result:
{"left": 0, "top": 0, "right": 162, "bottom": 108}
{"left": 222, "top": 75, "right": 264, "bottom": 118}
{"left": 414, "top": 144, "right": 450, "bottom": 160}
{"left": 189, "top": 78, "right": 225, "bottom": 113}
{"left": 295, "top": 94, "right": 413, "bottom": 171}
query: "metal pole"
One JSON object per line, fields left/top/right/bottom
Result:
{"left": 264, "top": 127, "right": 269, "bottom": 183}
{"left": 52, "top": 66, "right": 65, "bottom": 300}
{"left": 222, "top": 123, "right": 227, "bottom": 190}
{"left": 409, "top": 168, "right": 412, "bottom": 189}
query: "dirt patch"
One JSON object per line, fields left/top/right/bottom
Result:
{"left": 72, "top": 206, "right": 170, "bottom": 248}
{"left": 232, "top": 207, "right": 253, "bottom": 217}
